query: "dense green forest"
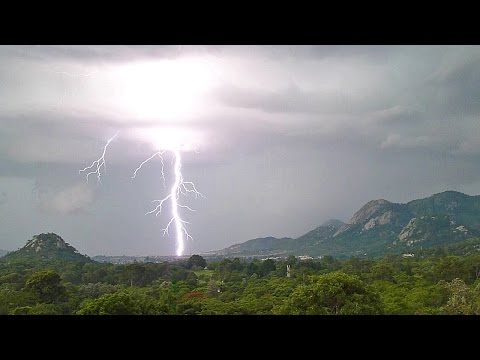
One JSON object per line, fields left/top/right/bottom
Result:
{"left": 1, "top": 235, "right": 480, "bottom": 315}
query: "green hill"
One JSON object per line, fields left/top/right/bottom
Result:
{"left": 2, "top": 233, "right": 91, "bottom": 263}
{"left": 407, "top": 191, "right": 480, "bottom": 230}
{"left": 217, "top": 236, "right": 294, "bottom": 256}
{"left": 216, "top": 191, "right": 480, "bottom": 258}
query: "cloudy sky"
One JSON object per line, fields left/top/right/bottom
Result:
{"left": 1, "top": 45, "right": 480, "bottom": 256}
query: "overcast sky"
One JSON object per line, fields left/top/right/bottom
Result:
{"left": 1, "top": 45, "right": 480, "bottom": 256}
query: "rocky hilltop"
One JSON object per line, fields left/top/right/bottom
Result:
{"left": 2, "top": 233, "right": 91, "bottom": 263}
{"left": 215, "top": 191, "right": 480, "bottom": 258}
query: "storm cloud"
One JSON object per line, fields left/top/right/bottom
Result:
{"left": 37, "top": 182, "right": 95, "bottom": 215}
{"left": 1, "top": 45, "right": 480, "bottom": 256}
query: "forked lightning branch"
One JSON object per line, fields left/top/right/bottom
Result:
{"left": 79, "top": 133, "right": 203, "bottom": 256}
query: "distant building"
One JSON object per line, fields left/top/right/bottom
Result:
{"left": 298, "top": 255, "right": 313, "bottom": 261}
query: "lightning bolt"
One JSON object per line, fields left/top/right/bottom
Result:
{"left": 79, "top": 133, "right": 118, "bottom": 185}
{"left": 79, "top": 132, "right": 203, "bottom": 256}
{"left": 131, "top": 150, "right": 166, "bottom": 188}
{"left": 133, "top": 148, "right": 204, "bottom": 257}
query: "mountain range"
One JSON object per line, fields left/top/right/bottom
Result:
{"left": 2, "top": 191, "right": 480, "bottom": 261}
{"left": 212, "top": 191, "right": 480, "bottom": 258}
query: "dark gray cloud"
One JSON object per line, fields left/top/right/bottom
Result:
{"left": 0, "top": 45, "right": 480, "bottom": 255}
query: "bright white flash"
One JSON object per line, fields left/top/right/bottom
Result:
{"left": 79, "top": 133, "right": 118, "bottom": 185}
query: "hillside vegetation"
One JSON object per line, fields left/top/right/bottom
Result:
{"left": 1, "top": 232, "right": 480, "bottom": 315}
